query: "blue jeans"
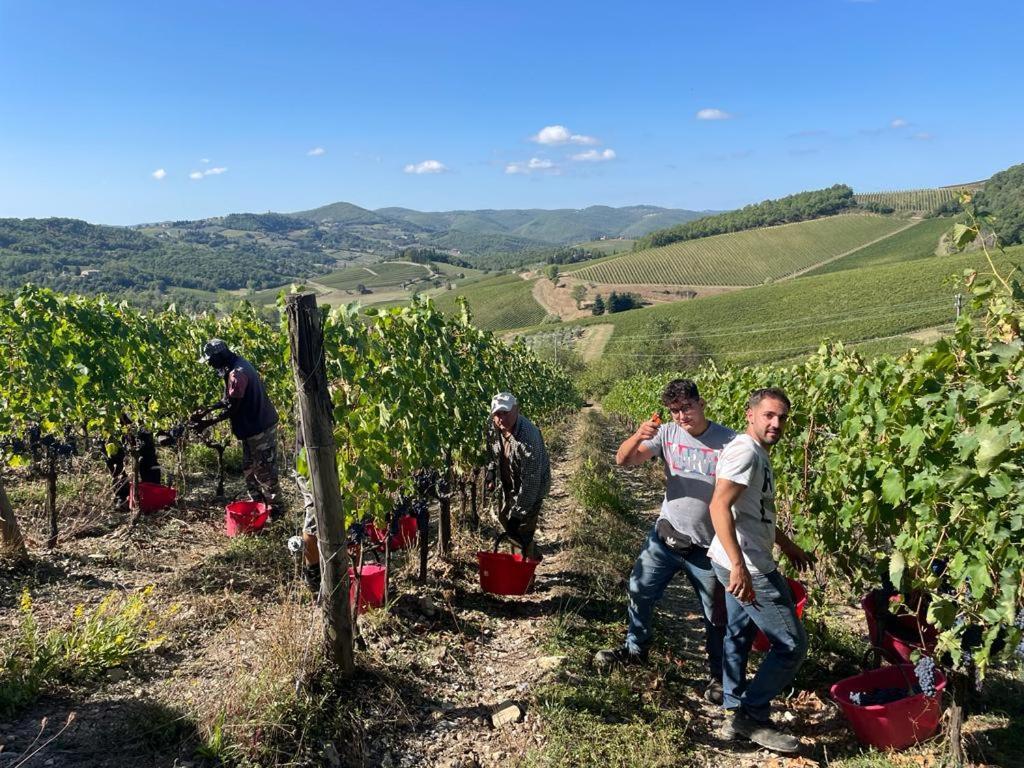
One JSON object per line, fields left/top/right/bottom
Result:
{"left": 625, "top": 526, "right": 726, "bottom": 681}
{"left": 712, "top": 563, "right": 807, "bottom": 722}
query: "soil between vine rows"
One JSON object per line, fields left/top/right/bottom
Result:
{"left": 0, "top": 416, "right": 1015, "bottom": 767}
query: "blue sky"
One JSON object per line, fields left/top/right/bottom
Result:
{"left": 1, "top": 0, "right": 1022, "bottom": 224}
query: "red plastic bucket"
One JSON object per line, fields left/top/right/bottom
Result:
{"left": 861, "top": 594, "right": 938, "bottom": 664}
{"left": 830, "top": 664, "right": 946, "bottom": 749}
{"left": 477, "top": 551, "right": 540, "bottom": 595}
{"left": 752, "top": 578, "right": 807, "bottom": 652}
{"left": 365, "top": 516, "right": 418, "bottom": 551}
{"left": 137, "top": 482, "right": 177, "bottom": 512}
{"left": 392, "top": 515, "right": 418, "bottom": 550}
{"left": 224, "top": 501, "right": 269, "bottom": 537}
{"left": 349, "top": 563, "right": 386, "bottom": 612}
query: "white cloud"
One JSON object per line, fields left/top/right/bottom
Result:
{"left": 151, "top": 168, "right": 167, "bottom": 180}
{"left": 189, "top": 167, "right": 228, "bottom": 180}
{"left": 890, "top": 118, "right": 908, "bottom": 128}
{"left": 404, "top": 159, "right": 448, "bottom": 174}
{"left": 531, "top": 125, "right": 598, "bottom": 145}
{"left": 505, "top": 157, "right": 559, "bottom": 175}
{"left": 696, "top": 108, "right": 733, "bottom": 121}
{"left": 571, "top": 148, "right": 617, "bottom": 162}
{"left": 910, "top": 131, "right": 934, "bottom": 141}
{"left": 307, "top": 147, "right": 326, "bottom": 156}
{"left": 201, "top": 158, "right": 211, "bottom": 164}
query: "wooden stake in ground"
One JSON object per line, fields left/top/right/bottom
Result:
{"left": 286, "top": 292, "right": 355, "bottom": 675}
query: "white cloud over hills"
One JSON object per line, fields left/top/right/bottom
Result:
{"left": 404, "top": 159, "right": 448, "bottom": 174}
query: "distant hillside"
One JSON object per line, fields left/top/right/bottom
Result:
{"left": 289, "top": 201, "right": 392, "bottom": 226}
{"left": 375, "top": 204, "right": 711, "bottom": 245}
{"left": 636, "top": 184, "right": 856, "bottom": 250}
{"left": 569, "top": 214, "right": 907, "bottom": 286}
{"left": 566, "top": 245, "right": 1023, "bottom": 369}
{"left": 0, "top": 217, "right": 328, "bottom": 308}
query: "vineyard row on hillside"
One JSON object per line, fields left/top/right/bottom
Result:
{"left": 569, "top": 214, "right": 906, "bottom": 286}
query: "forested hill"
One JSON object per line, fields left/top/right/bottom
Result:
{"left": 635, "top": 185, "right": 863, "bottom": 250}
{"left": 0, "top": 203, "right": 711, "bottom": 306}
{"left": 0, "top": 217, "right": 329, "bottom": 308}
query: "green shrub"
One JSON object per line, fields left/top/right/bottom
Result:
{"left": 569, "top": 458, "right": 631, "bottom": 516}
{"left": 0, "top": 586, "right": 168, "bottom": 716}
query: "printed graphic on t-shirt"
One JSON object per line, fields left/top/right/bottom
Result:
{"left": 759, "top": 465, "right": 774, "bottom": 524}
{"left": 664, "top": 442, "right": 721, "bottom": 478}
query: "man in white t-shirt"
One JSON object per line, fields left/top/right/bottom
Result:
{"left": 708, "top": 387, "right": 810, "bottom": 755}
{"left": 594, "top": 378, "right": 735, "bottom": 705}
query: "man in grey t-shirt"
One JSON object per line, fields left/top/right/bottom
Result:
{"left": 594, "top": 378, "right": 735, "bottom": 705}
{"left": 709, "top": 387, "right": 810, "bottom": 754}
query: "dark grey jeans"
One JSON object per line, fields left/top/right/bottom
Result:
{"left": 712, "top": 563, "right": 807, "bottom": 722}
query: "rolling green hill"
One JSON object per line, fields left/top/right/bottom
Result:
{"left": 568, "top": 214, "right": 907, "bottom": 286}
{"left": 431, "top": 274, "right": 546, "bottom": 331}
{"left": 803, "top": 217, "right": 952, "bottom": 276}
{"left": 316, "top": 262, "right": 432, "bottom": 290}
{"left": 568, "top": 246, "right": 1021, "bottom": 368}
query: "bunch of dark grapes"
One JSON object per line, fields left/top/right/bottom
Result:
{"left": 914, "top": 656, "right": 938, "bottom": 697}
{"left": 848, "top": 687, "right": 912, "bottom": 706}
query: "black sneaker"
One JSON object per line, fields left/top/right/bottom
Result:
{"left": 593, "top": 646, "right": 648, "bottom": 668}
{"left": 703, "top": 679, "right": 724, "bottom": 705}
{"left": 719, "top": 710, "right": 799, "bottom": 754}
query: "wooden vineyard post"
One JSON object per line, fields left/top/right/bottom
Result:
{"left": 0, "top": 477, "right": 27, "bottom": 559}
{"left": 286, "top": 292, "right": 355, "bottom": 676}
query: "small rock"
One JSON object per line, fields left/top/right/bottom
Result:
{"left": 490, "top": 701, "right": 522, "bottom": 729}
{"left": 323, "top": 741, "right": 341, "bottom": 766}
{"left": 532, "top": 655, "right": 566, "bottom": 673}
{"left": 418, "top": 595, "right": 438, "bottom": 617}
{"left": 105, "top": 667, "right": 127, "bottom": 683}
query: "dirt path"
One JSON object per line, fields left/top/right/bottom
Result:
{"left": 531, "top": 278, "right": 588, "bottom": 321}
{"left": 578, "top": 323, "right": 615, "bottom": 362}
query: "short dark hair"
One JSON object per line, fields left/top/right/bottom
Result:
{"left": 661, "top": 378, "right": 700, "bottom": 406}
{"left": 746, "top": 387, "right": 791, "bottom": 410}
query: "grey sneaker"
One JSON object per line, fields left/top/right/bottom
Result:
{"left": 720, "top": 710, "right": 799, "bottom": 753}
{"left": 703, "top": 679, "right": 724, "bottom": 705}
{"left": 593, "top": 646, "right": 648, "bottom": 668}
